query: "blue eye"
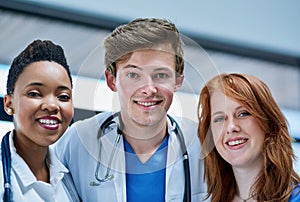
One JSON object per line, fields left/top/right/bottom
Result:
{"left": 127, "top": 72, "right": 139, "bottom": 79}
{"left": 213, "top": 116, "right": 225, "bottom": 123}
{"left": 154, "top": 73, "right": 169, "bottom": 79}
{"left": 153, "top": 73, "right": 170, "bottom": 79}
{"left": 239, "top": 111, "right": 251, "bottom": 117}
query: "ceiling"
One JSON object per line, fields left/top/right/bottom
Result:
{"left": 0, "top": 0, "right": 299, "bottom": 109}
{"left": 13, "top": 0, "right": 300, "bottom": 58}
{"left": 0, "top": 0, "right": 299, "bottom": 138}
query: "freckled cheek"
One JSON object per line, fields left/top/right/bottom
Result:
{"left": 211, "top": 124, "right": 224, "bottom": 144}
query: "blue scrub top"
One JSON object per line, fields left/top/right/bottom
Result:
{"left": 124, "top": 134, "right": 169, "bottom": 202}
{"left": 289, "top": 183, "right": 300, "bottom": 202}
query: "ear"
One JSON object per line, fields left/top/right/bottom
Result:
{"left": 3, "top": 94, "right": 14, "bottom": 115}
{"left": 174, "top": 74, "right": 184, "bottom": 92}
{"left": 105, "top": 70, "right": 117, "bottom": 92}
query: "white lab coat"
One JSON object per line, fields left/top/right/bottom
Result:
{"left": 0, "top": 131, "right": 76, "bottom": 202}
{"left": 53, "top": 112, "right": 209, "bottom": 201}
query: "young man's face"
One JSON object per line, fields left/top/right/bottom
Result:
{"left": 106, "top": 46, "right": 183, "bottom": 127}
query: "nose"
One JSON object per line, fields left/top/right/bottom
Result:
{"left": 41, "top": 97, "right": 59, "bottom": 112}
{"left": 226, "top": 117, "right": 240, "bottom": 134}
{"left": 140, "top": 77, "right": 158, "bottom": 95}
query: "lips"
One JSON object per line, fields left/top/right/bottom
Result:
{"left": 226, "top": 138, "right": 248, "bottom": 146}
{"left": 135, "top": 100, "right": 162, "bottom": 107}
{"left": 38, "top": 119, "right": 58, "bottom": 125}
{"left": 37, "top": 116, "right": 61, "bottom": 130}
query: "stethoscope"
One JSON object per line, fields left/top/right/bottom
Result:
{"left": 1, "top": 131, "right": 12, "bottom": 202}
{"left": 1, "top": 131, "right": 82, "bottom": 202}
{"left": 89, "top": 112, "right": 191, "bottom": 202}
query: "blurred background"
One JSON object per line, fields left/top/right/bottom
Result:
{"left": 0, "top": 0, "right": 299, "bottom": 147}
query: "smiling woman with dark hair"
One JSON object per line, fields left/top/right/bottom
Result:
{"left": 0, "top": 40, "right": 80, "bottom": 201}
{"left": 198, "top": 73, "right": 300, "bottom": 202}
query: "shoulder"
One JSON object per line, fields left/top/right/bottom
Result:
{"left": 73, "top": 111, "right": 113, "bottom": 129}
{"left": 171, "top": 116, "right": 197, "bottom": 132}
{"left": 169, "top": 115, "right": 200, "bottom": 150}
{"left": 289, "top": 184, "right": 300, "bottom": 202}
{"left": 53, "top": 112, "right": 114, "bottom": 164}
{"left": 53, "top": 112, "right": 113, "bottom": 151}
{"left": 48, "top": 147, "right": 68, "bottom": 173}
{"left": 63, "top": 112, "right": 113, "bottom": 138}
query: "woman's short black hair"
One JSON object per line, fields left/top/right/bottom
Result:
{"left": 6, "top": 39, "right": 72, "bottom": 95}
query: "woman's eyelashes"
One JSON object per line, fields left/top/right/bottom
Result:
{"left": 212, "top": 115, "right": 225, "bottom": 123}
{"left": 237, "top": 110, "right": 251, "bottom": 118}
{"left": 57, "top": 93, "right": 71, "bottom": 102}
{"left": 212, "top": 110, "right": 251, "bottom": 123}
{"left": 27, "top": 90, "right": 41, "bottom": 98}
{"left": 27, "top": 90, "right": 71, "bottom": 102}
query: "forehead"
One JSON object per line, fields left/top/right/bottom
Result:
{"left": 15, "top": 61, "right": 71, "bottom": 87}
{"left": 116, "top": 45, "right": 176, "bottom": 70}
{"left": 210, "top": 91, "right": 240, "bottom": 111}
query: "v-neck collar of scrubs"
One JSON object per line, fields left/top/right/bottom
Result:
{"left": 124, "top": 134, "right": 169, "bottom": 202}
{"left": 124, "top": 134, "right": 169, "bottom": 174}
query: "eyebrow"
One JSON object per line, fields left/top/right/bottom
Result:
{"left": 211, "top": 106, "right": 244, "bottom": 117}
{"left": 26, "top": 82, "right": 71, "bottom": 91}
{"left": 123, "top": 64, "right": 172, "bottom": 71}
{"left": 122, "top": 64, "right": 140, "bottom": 69}
{"left": 26, "top": 82, "right": 43, "bottom": 87}
{"left": 57, "top": 86, "right": 72, "bottom": 91}
{"left": 212, "top": 111, "right": 224, "bottom": 117}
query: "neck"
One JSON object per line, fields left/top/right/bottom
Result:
{"left": 232, "top": 162, "right": 262, "bottom": 201}
{"left": 235, "top": 194, "right": 253, "bottom": 202}
{"left": 13, "top": 133, "right": 50, "bottom": 182}
{"left": 121, "top": 116, "right": 167, "bottom": 163}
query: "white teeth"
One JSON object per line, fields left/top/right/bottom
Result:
{"left": 137, "top": 101, "right": 156, "bottom": 106}
{"left": 228, "top": 139, "right": 246, "bottom": 146}
{"left": 39, "top": 119, "right": 58, "bottom": 125}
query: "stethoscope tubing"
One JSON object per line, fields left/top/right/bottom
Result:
{"left": 1, "top": 113, "right": 192, "bottom": 202}
{"left": 93, "top": 112, "right": 191, "bottom": 202}
{"left": 167, "top": 115, "right": 191, "bottom": 202}
{"left": 1, "top": 132, "right": 82, "bottom": 202}
{"left": 1, "top": 132, "right": 12, "bottom": 202}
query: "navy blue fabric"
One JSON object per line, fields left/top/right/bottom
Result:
{"left": 1, "top": 132, "right": 12, "bottom": 202}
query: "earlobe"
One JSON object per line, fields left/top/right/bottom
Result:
{"left": 3, "top": 95, "right": 14, "bottom": 115}
{"left": 105, "top": 70, "right": 117, "bottom": 92}
{"left": 174, "top": 74, "right": 184, "bottom": 92}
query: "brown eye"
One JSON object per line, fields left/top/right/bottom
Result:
{"left": 27, "top": 91, "right": 41, "bottom": 97}
{"left": 58, "top": 94, "right": 71, "bottom": 102}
